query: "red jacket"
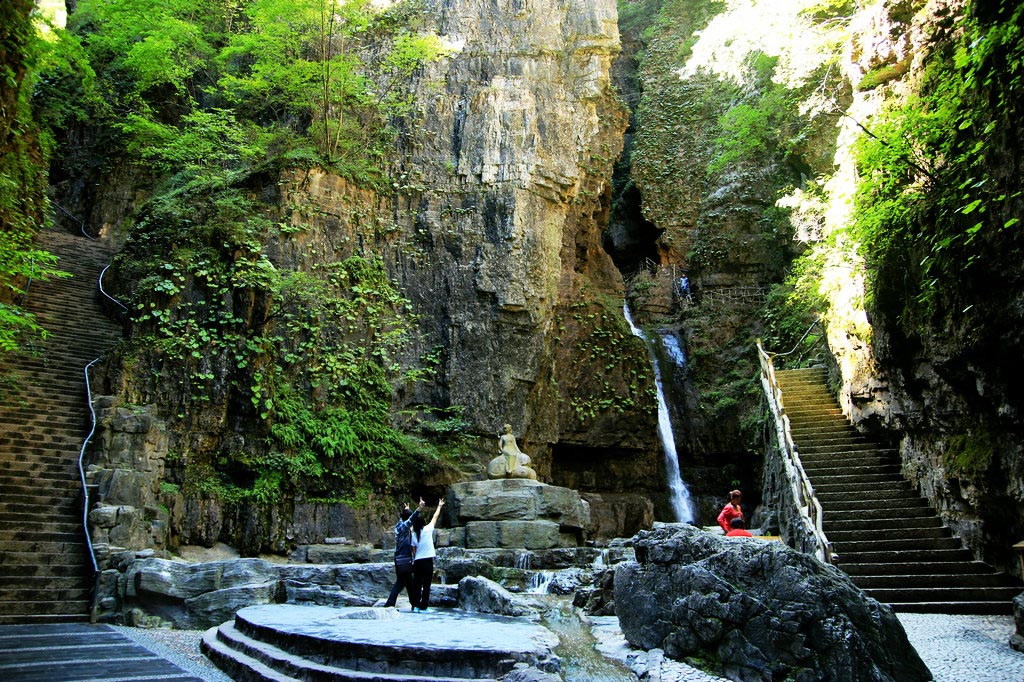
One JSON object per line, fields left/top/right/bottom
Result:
{"left": 717, "top": 503, "right": 743, "bottom": 533}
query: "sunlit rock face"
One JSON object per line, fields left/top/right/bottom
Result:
{"left": 819, "top": 0, "right": 1024, "bottom": 574}
{"left": 81, "top": 0, "right": 675, "bottom": 552}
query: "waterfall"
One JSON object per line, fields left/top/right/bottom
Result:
{"left": 624, "top": 303, "right": 695, "bottom": 523}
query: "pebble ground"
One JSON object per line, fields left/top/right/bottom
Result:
{"left": 120, "top": 612, "right": 1024, "bottom": 682}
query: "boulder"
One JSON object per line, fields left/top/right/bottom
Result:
{"left": 614, "top": 524, "right": 931, "bottom": 682}
{"left": 104, "top": 557, "right": 396, "bottom": 628}
{"left": 447, "top": 479, "right": 590, "bottom": 539}
{"left": 459, "top": 576, "right": 538, "bottom": 618}
{"left": 1012, "top": 592, "right": 1024, "bottom": 653}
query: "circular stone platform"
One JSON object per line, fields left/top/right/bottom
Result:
{"left": 205, "top": 603, "right": 561, "bottom": 680}
{"left": 239, "top": 603, "right": 557, "bottom": 653}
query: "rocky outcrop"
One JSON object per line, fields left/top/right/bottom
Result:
{"left": 614, "top": 524, "right": 931, "bottom": 682}
{"left": 458, "top": 576, "right": 538, "bottom": 618}
{"left": 444, "top": 479, "right": 590, "bottom": 549}
{"left": 93, "top": 555, "right": 394, "bottom": 629}
{"left": 73, "top": 0, "right": 679, "bottom": 557}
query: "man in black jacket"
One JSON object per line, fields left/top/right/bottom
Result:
{"left": 383, "top": 498, "right": 424, "bottom": 608}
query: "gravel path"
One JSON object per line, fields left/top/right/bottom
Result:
{"left": 120, "top": 612, "right": 1024, "bottom": 682}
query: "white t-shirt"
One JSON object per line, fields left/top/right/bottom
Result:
{"left": 413, "top": 522, "right": 436, "bottom": 561}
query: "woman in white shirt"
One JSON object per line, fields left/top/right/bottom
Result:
{"left": 410, "top": 497, "right": 444, "bottom": 612}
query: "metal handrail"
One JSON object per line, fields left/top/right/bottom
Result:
{"left": 78, "top": 259, "right": 128, "bottom": 580}
{"left": 99, "top": 264, "right": 128, "bottom": 312}
{"left": 79, "top": 357, "right": 102, "bottom": 575}
{"left": 771, "top": 317, "right": 824, "bottom": 360}
{"left": 51, "top": 201, "right": 93, "bottom": 240}
{"left": 756, "top": 336, "right": 834, "bottom": 564}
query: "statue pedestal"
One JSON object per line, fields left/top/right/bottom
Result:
{"left": 443, "top": 479, "right": 590, "bottom": 549}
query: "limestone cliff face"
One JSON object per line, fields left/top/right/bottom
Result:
{"left": 84, "top": 0, "right": 675, "bottom": 552}
{"left": 611, "top": 0, "right": 848, "bottom": 520}
{"left": 830, "top": 0, "right": 1024, "bottom": 572}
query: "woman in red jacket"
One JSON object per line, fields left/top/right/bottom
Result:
{"left": 717, "top": 490, "right": 743, "bottom": 533}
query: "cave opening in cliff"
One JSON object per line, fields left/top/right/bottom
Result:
{"left": 603, "top": 181, "right": 663, "bottom": 278}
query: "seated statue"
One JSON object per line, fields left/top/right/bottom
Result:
{"left": 487, "top": 424, "right": 538, "bottom": 480}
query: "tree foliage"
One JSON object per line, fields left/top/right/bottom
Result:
{"left": 848, "top": 0, "right": 1024, "bottom": 326}
{"left": 30, "top": 0, "right": 456, "bottom": 505}
{"left": 0, "top": 3, "right": 70, "bottom": 362}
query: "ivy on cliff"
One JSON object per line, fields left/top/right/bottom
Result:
{"left": 848, "top": 0, "right": 1024, "bottom": 328}
{"left": 116, "top": 174, "right": 444, "bottom": 504}
{"left": 0, "top": 5, "right": 70, "bottom": 363}
{"left": 31, "top": 0, "right": 457, "bottom": 505}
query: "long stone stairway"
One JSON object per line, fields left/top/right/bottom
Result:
{"left": 0, "top": 227, "right": 123, "bottom": 624}
{"left": 776, "top": 367, "right": 1022, "bottom": 615}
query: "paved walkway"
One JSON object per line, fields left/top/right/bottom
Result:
{"left": 2, "top": 613, "right": 1022, "bottom": 681}
{"left": 0, "top": 623, "right": 210, "bottom": 682}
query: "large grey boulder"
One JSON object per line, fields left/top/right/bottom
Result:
{"left": 1012, "top": 592, "right": 1024, "bottom": 652}
{"left": 458, "top": 576, "right": 538, "bottom": 618}
{"left": 107, "top": 557, "right": 395, "bottom": 628}
{"left": 446, "top": 479, "right": 590, "bottom": 549}
{"left": 614, "top": 524, "right": 931, "bottom": 682}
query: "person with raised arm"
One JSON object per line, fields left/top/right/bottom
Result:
{"left": 383, "top": 498, "right": 424, "bottom": 608}
{"left": 410, "top": 496, "right": 445, "bottom": 612}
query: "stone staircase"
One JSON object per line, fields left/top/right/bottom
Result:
{"left": 0, "top": 228, "right": 123, "bottom": 624}
{"left": 776, "top": 367, "right": 1022, "bottom": 615}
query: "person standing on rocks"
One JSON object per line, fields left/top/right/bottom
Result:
{"left": 717, "top": 490, "right": 744, "bottom": 534}
{"left": 411, "top": 496, "right": 445, "bottom": 612}
{"left": 383, "top": 498, "right": 424, "bottom": 608}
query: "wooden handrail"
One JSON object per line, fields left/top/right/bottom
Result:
{"left": 756, "top": 338, "right": 834, "bottom": 564}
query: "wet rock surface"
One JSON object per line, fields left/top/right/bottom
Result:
{"left": 614, "top": 524, "right": 932, "bottom": 682}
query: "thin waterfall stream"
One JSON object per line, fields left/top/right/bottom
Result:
{"left": 624, "top": 302, "right": 695, "bottom": 523}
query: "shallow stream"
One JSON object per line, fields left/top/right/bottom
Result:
{"left": 537, "top": 596, "right": 636, "bottom": 682}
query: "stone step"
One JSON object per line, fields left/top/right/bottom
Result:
{"left": 202, "top": 605, "right": 564, "bottom": 682}
{"left": 0, "top": 452, "right": 77, "bottom": 469}
{"left": 0, "top": 529, "right": 84, "bottom": 543}
{"left": 777, "top": 369, "right": 828, "bottom": 377}
{"left": 814, "top": 480, "right": 912, "bottom": 495}
{"left": 0, "top": 538, "right": 87, "bottom": 555}
{"left": 0, "top": 460, "right": 78, "bottom": 476}
{"left": 0, "top": 432, "right": 81, "bottom": 448}
{"left": 802, "top": 458, "right": 900, "bottom": 475}
{"left": 835, "top": 547, "right": 975, "bottom": 564}
{"left": 790, "top": 425, "right": 858, "bottom": 439}
{"left": 832, "top": 536, "right": 963, "bottom": 554}
{"left": 799, "top": 443, "right": 890, "bottom": 456}
{"left": 784, "top": 401, "right": 843, "bottom": 413}
{"left": 887, "top": 601, "right": 1014, "bottom": 615}
{"left": 824, "top": 506, "right": 936, "bottom": 521}
{"left": 204, "top": 622, "right": 493, "bottom": 682}
{"left": 798, "top": 458, "right": 897, "bottom": 475}
{"left": 786, "top": 409, "right": 843, "bottom": 419}
{"left": 0, "top": 557, "right": 90, "bottom": 573}
{"left": 0, "top": 599, "right": 92, "bottom": 618}
{"left": 827, "top": 526, "right": 949, "bottom": 544}
{"left": 824, "top": 516, "right": 941, "bottom": 532}
{"left": 812, "top": 472, "right": 905, "bottom": 486}
{"left": 0, "top": 585, "right": 93, "bottom": 603}
{"left": 863, "top": 586, "right": 1021, "bottom": 606}
{"left": 840, "top": 560, "right": 1007, "bottom": 577}
{"left": 854, "top": 572, "right": 1018, "bottom": 589}
{"left": 0, "top": 517, "right": 81, "bottom": 533}
{"left": 823, "top": 493, "right": 929, "bottom": 509}
{"left": 0, "top": 491, "right": 81, "bottom": 509}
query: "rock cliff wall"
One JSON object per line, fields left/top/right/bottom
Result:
{"left": 79, "top": 0, "right": 677, "bottom": 553}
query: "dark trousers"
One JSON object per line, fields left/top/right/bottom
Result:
{"left": 384, "top": 559, "right": 417, "bottom": 607}
{"left": 412, "top": 557, "right": 434, "bottom": 610}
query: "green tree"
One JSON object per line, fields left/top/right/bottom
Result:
{"left": 1, "top": 2, "right": 69, "bottom": 361}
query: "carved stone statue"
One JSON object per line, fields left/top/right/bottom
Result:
{"left": 487, "top": 424, "right": 538, "bottom": 480}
